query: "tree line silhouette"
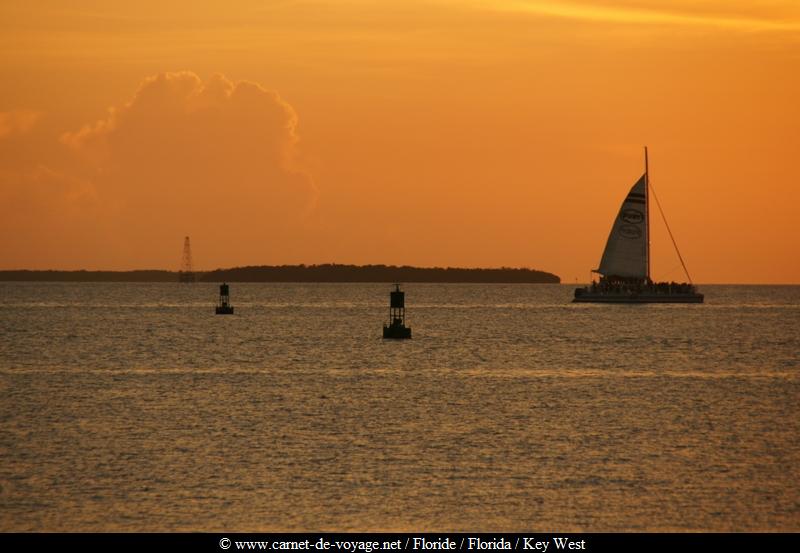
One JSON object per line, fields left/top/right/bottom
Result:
{"left": 1, "top": 264, "right": 560, "bottom": 283}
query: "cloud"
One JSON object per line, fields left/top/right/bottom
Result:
{"left": 0, "top": 109, "right": 41, "bottom": 139}
{"left": 62, "top": 71, "right": 315, "bottom": 213}
{"left": 2, "top": 72, "right": 319, "bottom": 269}
{"left": 477, "top": 0, "right": 800, "bottom": 32}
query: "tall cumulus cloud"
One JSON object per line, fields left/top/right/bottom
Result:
{"left": 2, "top": 72, "right": 318, "bottom": 269}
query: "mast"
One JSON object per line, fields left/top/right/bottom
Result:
{"left": 644, "top": 146, "right": 650, "bottom": 282}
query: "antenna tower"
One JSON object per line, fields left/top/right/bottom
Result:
{"left": 179, "top": 236, "right": 195, "bottom": 283}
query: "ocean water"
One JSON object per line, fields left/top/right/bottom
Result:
{"left": 0, "top": 282, "right": 798, "bottom": 531}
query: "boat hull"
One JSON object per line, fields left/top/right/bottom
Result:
{"left": 573, "top": 289, "right": 703, "bottom": 303}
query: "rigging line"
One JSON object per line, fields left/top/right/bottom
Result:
{"left": 648, "top": 179, "right": 694, "bottom": 284}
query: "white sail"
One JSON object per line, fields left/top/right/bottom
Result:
{"left": 596, "top": 174, "right": 648, "bottom": 279}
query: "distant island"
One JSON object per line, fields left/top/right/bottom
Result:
{"left": 0, "top": 264, "right": 560, "bottom": 283}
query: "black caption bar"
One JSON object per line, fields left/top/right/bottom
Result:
{"left": 1, "top": 533, "right": 797, "bottom": 552}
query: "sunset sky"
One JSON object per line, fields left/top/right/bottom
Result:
{"left": 1, "top": 1, "right": 798, "bottom": 283}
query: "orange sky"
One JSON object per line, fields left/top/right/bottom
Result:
{"left": 1, "top": 0, "right": 798, "bottom": 283}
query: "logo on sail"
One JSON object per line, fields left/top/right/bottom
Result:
{"left": 618, "top": 224, "right": 642, "bottom": 239}
{"left": 620, "top": 208, "right": 644, "bottom": 225}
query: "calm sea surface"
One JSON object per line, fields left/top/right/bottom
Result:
{"left": 0, "top": 283, "right": 798, "bottom": 531}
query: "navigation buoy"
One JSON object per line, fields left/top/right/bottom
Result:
{"left": 215, "top": 283, "right": 234, "bottom": 315}
{"left": 383, "top": 284, "right": 411, "bottom": 339}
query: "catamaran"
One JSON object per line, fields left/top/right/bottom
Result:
{"left": 573, "top": 148, "right": 703, "bottom": 303}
